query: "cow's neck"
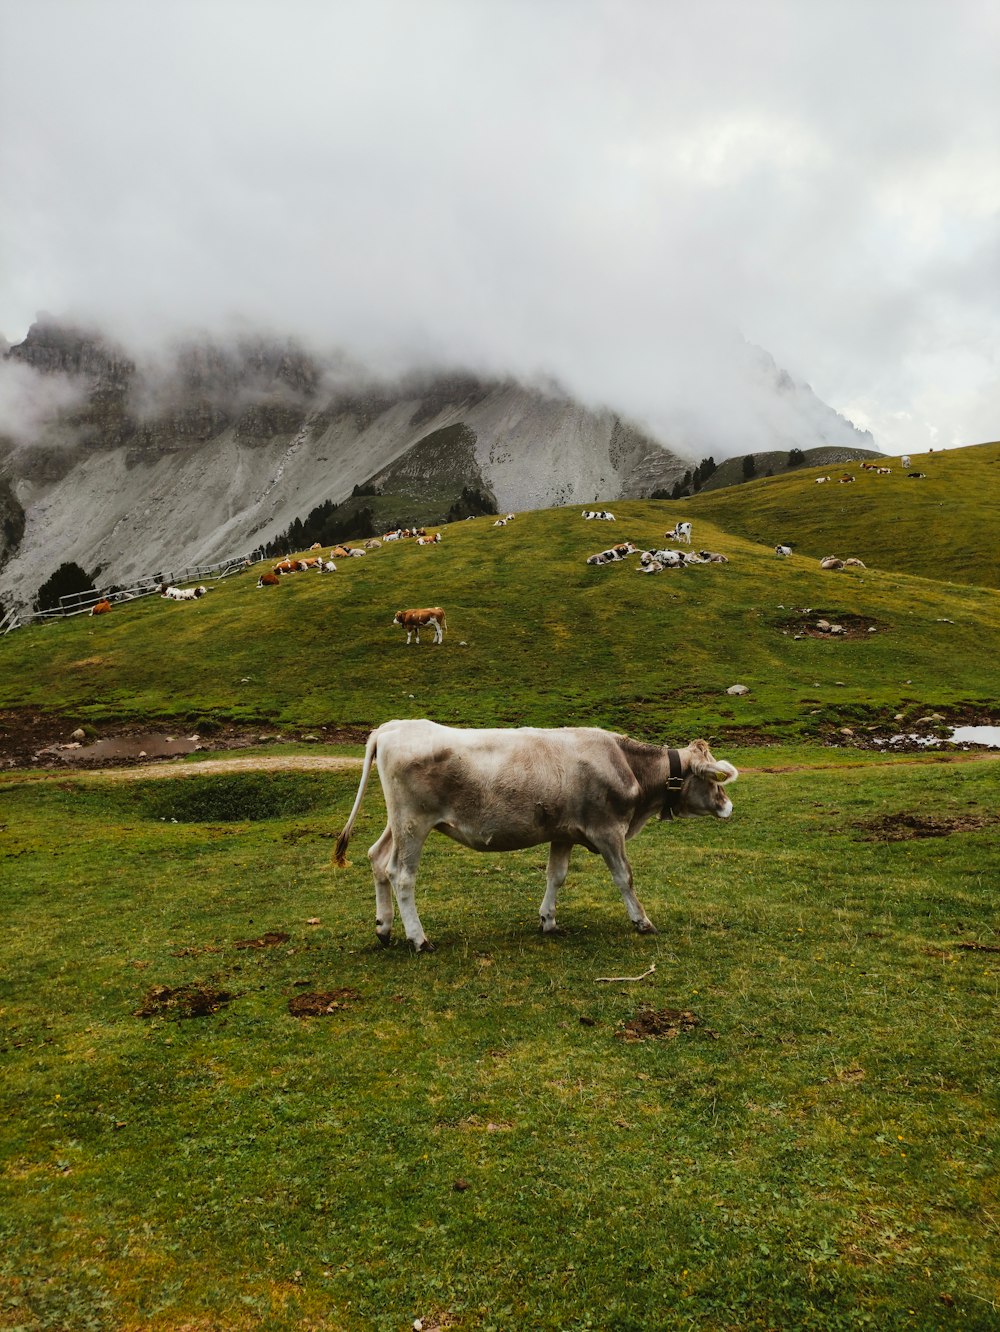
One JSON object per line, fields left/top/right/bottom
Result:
{"left": 660, "top": 748, "right": 685, "bottom": 820}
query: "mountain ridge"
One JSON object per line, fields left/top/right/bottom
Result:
{"left": 0, "top": 317, "right": 875, "bottom": 605}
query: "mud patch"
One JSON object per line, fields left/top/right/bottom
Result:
{"left": 616, "top": 1007, "right": 716, "bottom": 1042}
{"left": 135, "top": 983, "right": 235, "bottom": 1018}
{"left": 0, "top": 708, "right": 368, "bottom": 771}
{"left": 39, "top": 733, "right": 204, "bottom": 764}
{"left": 234, "top": 931, "right": 290, "bottom": 950}
{"left": 854, "top": 811, "right": 999, "bottom": 841}
{"left": 287, "top": 988, "right": 362, "bottom": 1017}
{"left": 776, "top": 610, "right": 888, "bottom": 641}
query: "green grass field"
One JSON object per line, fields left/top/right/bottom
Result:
{"left": 681, "top": 441, "right": 1000, "bottom": 590}
{"left": 1, "top": 444, "right": 998, "bottom": 742}
{"left": 2, "top": 443, "right": 998, "bottom": 1328}
{"left": 1, "top": 755, "right": 998, "bottom": 1329}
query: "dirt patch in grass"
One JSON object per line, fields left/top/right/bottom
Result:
{"left": 0, "top": 708, "right": 368, "bottom": 770}
{"left": 616, "top": 1007, "right": 716, "bottom": 1042}
{"left": 854, "top": 810, "right": 1000, "bottom": 841}
{"left": 135, "top": 983, "right": 235, "bottom": 1018}
{"left": 287, "top": 988, "right": 362, "bottom": 1017}
{"left": 776, "top": 610, "right": 889, "bottom": 640}
{"left": 234, "top": 931, "right": 291, "bottom": 950}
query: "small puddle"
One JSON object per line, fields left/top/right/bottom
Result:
{"left": 42, "top": 733, "right": 202, "bottom": 762}
{"left": 876, "top": 724, "right": 1000, "bottom": 750}
{"left": 949, "top": 725, "right": 1000, "bottom": 748}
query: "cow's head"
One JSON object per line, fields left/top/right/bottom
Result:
{"left": 392, "top": 611, "right": 404, "bottom": 626}
{"left": 681, "top": 740, "right": 738, "bottom": 819}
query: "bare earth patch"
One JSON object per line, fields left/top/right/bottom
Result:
{"left": 135, "top": 983, "right": 235, "bottom": 1019}
{"left": 853, "top": 810, "right": 1000, "bottom": 841}
{"left": 287, "top": 988, "right": 362, "bottom": 1017}
{"left": 234, "top": 931, "right": 291, "bottom": 950}
{"left": 616, "top": 1007, "right": 717, "bottom": 1042}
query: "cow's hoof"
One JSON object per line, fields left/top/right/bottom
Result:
{"left": 412, "top": 939, "right": 436, "bottom": 953}
{"left": 375, "top": 931, "right": 392, "bottom": 947}
{"left": 539, "top": 922, "right": 565, "bottom": 936}
{"left": 635, "top": 920, "right": 658, "bottom": 934}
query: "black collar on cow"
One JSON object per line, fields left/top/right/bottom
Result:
{"left": 661, "top": 748, "right": 685, "bottom": 819}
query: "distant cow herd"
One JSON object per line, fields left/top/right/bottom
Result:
{"left": 89, "top": 451, "right": 924, "bottom": 626}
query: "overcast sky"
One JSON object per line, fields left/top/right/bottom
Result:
{"left": 2, "top": 0, "right": 998, "bottom": 456}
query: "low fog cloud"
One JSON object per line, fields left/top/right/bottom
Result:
{"left": 0, "top": 358, "right": 89, "bottom": 446}
{"left": 2, "top": 0, "right": 998, "bottom": 456}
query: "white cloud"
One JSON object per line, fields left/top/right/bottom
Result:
{"left": 1, "top": 0, "right": 998, "bottom": 455}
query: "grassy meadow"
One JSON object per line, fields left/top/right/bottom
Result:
{"left": 2, "top": 443, "right": 999, "bottom": 1328}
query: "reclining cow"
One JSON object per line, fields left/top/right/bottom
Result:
{"left": 640, "top": 548, "right": 687, "bottom": 569}
{"left": 582, "top": 510, "right": 616, "bottom": 521}
{"left": 334, "top": 720, "right": 738, "bottom": 951}
{"left": 160, "top": 585, "right": 207, "bottom": 600}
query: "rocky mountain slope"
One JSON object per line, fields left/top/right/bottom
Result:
{"left": 0, "top": 318, "right": 874, "bottom": 605}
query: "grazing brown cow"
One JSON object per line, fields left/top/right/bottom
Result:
{"left": 392, "top": 607, "right": 446, "bottom": 645}
{"left": 333, "top": 720, "right": 738, "bottom": 951}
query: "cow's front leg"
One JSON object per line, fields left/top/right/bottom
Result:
{"left": 598, "top": 836, "right": 656, "bottom": 934}
{"left": 539, "top": 841, "right": 572, "bottom": 934}
{"left": 368, "top": 826, "right": 395, "bottom": 945}
{"left": 388, "top": 833, "right": 434, "bottom": 951}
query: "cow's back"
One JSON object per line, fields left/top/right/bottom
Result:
{"left": 374, "top": 720, "right": 634, "bottom": 851}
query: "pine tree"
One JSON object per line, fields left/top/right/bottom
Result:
{"left": 35, "top": 562, "right": 96, "bottom": 612}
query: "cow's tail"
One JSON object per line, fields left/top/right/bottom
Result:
{"left": 334, "top": 728, "right": 379, "bottom": 867}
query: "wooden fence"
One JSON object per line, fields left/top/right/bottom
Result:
{"left": 1, "top": 549, "right": 266, "bottom": 635}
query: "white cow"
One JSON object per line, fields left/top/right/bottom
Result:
{"left": 160, "top": 585, "right": 207, "bottom": 600}
{"left": 665, "top": 522, "right": 692, "bottom": 544}
{"left": 582, "top": 510, "right": 616, "bottom": 521}
{"left": 774, "top": 545, "right": 793, "bottom": 557}
{"left": 901, "top": 454, "right": 911, "bottom": 469}
{"left": 641, "top": 548, "right": 687, "bottom": 569}
{"left": 334, "top": 720, "right": 738, "bottom": 951}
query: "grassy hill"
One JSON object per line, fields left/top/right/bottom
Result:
{"left": 3, "top": 440, "right": 999, "bottom": 1329}
{"left": 697, "top": 444, "right": 881, "bottom": 492}
{"left": 2, "top": 455, "right": 998, "bottom": 741}
{"left": 675, "top": 440, "right": 1000, "bottom": 589}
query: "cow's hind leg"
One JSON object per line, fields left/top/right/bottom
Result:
{"left": 539, "top": 841, "right": 572, "bottom": 934}
{"left": 387, "top": 831, "right": 433, "bottom": 951}
{"left": 598, "top": 836, "right": 656, "bottom": 934}
{"left": 368, "top": 826, "right": 395, "bottom": 945}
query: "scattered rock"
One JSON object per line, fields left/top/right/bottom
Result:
{"left": 70, "top": 728, "right": 86, "bottom": 741}
{"left": 726, "top": 684, "right": 750, "bottom": 696}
